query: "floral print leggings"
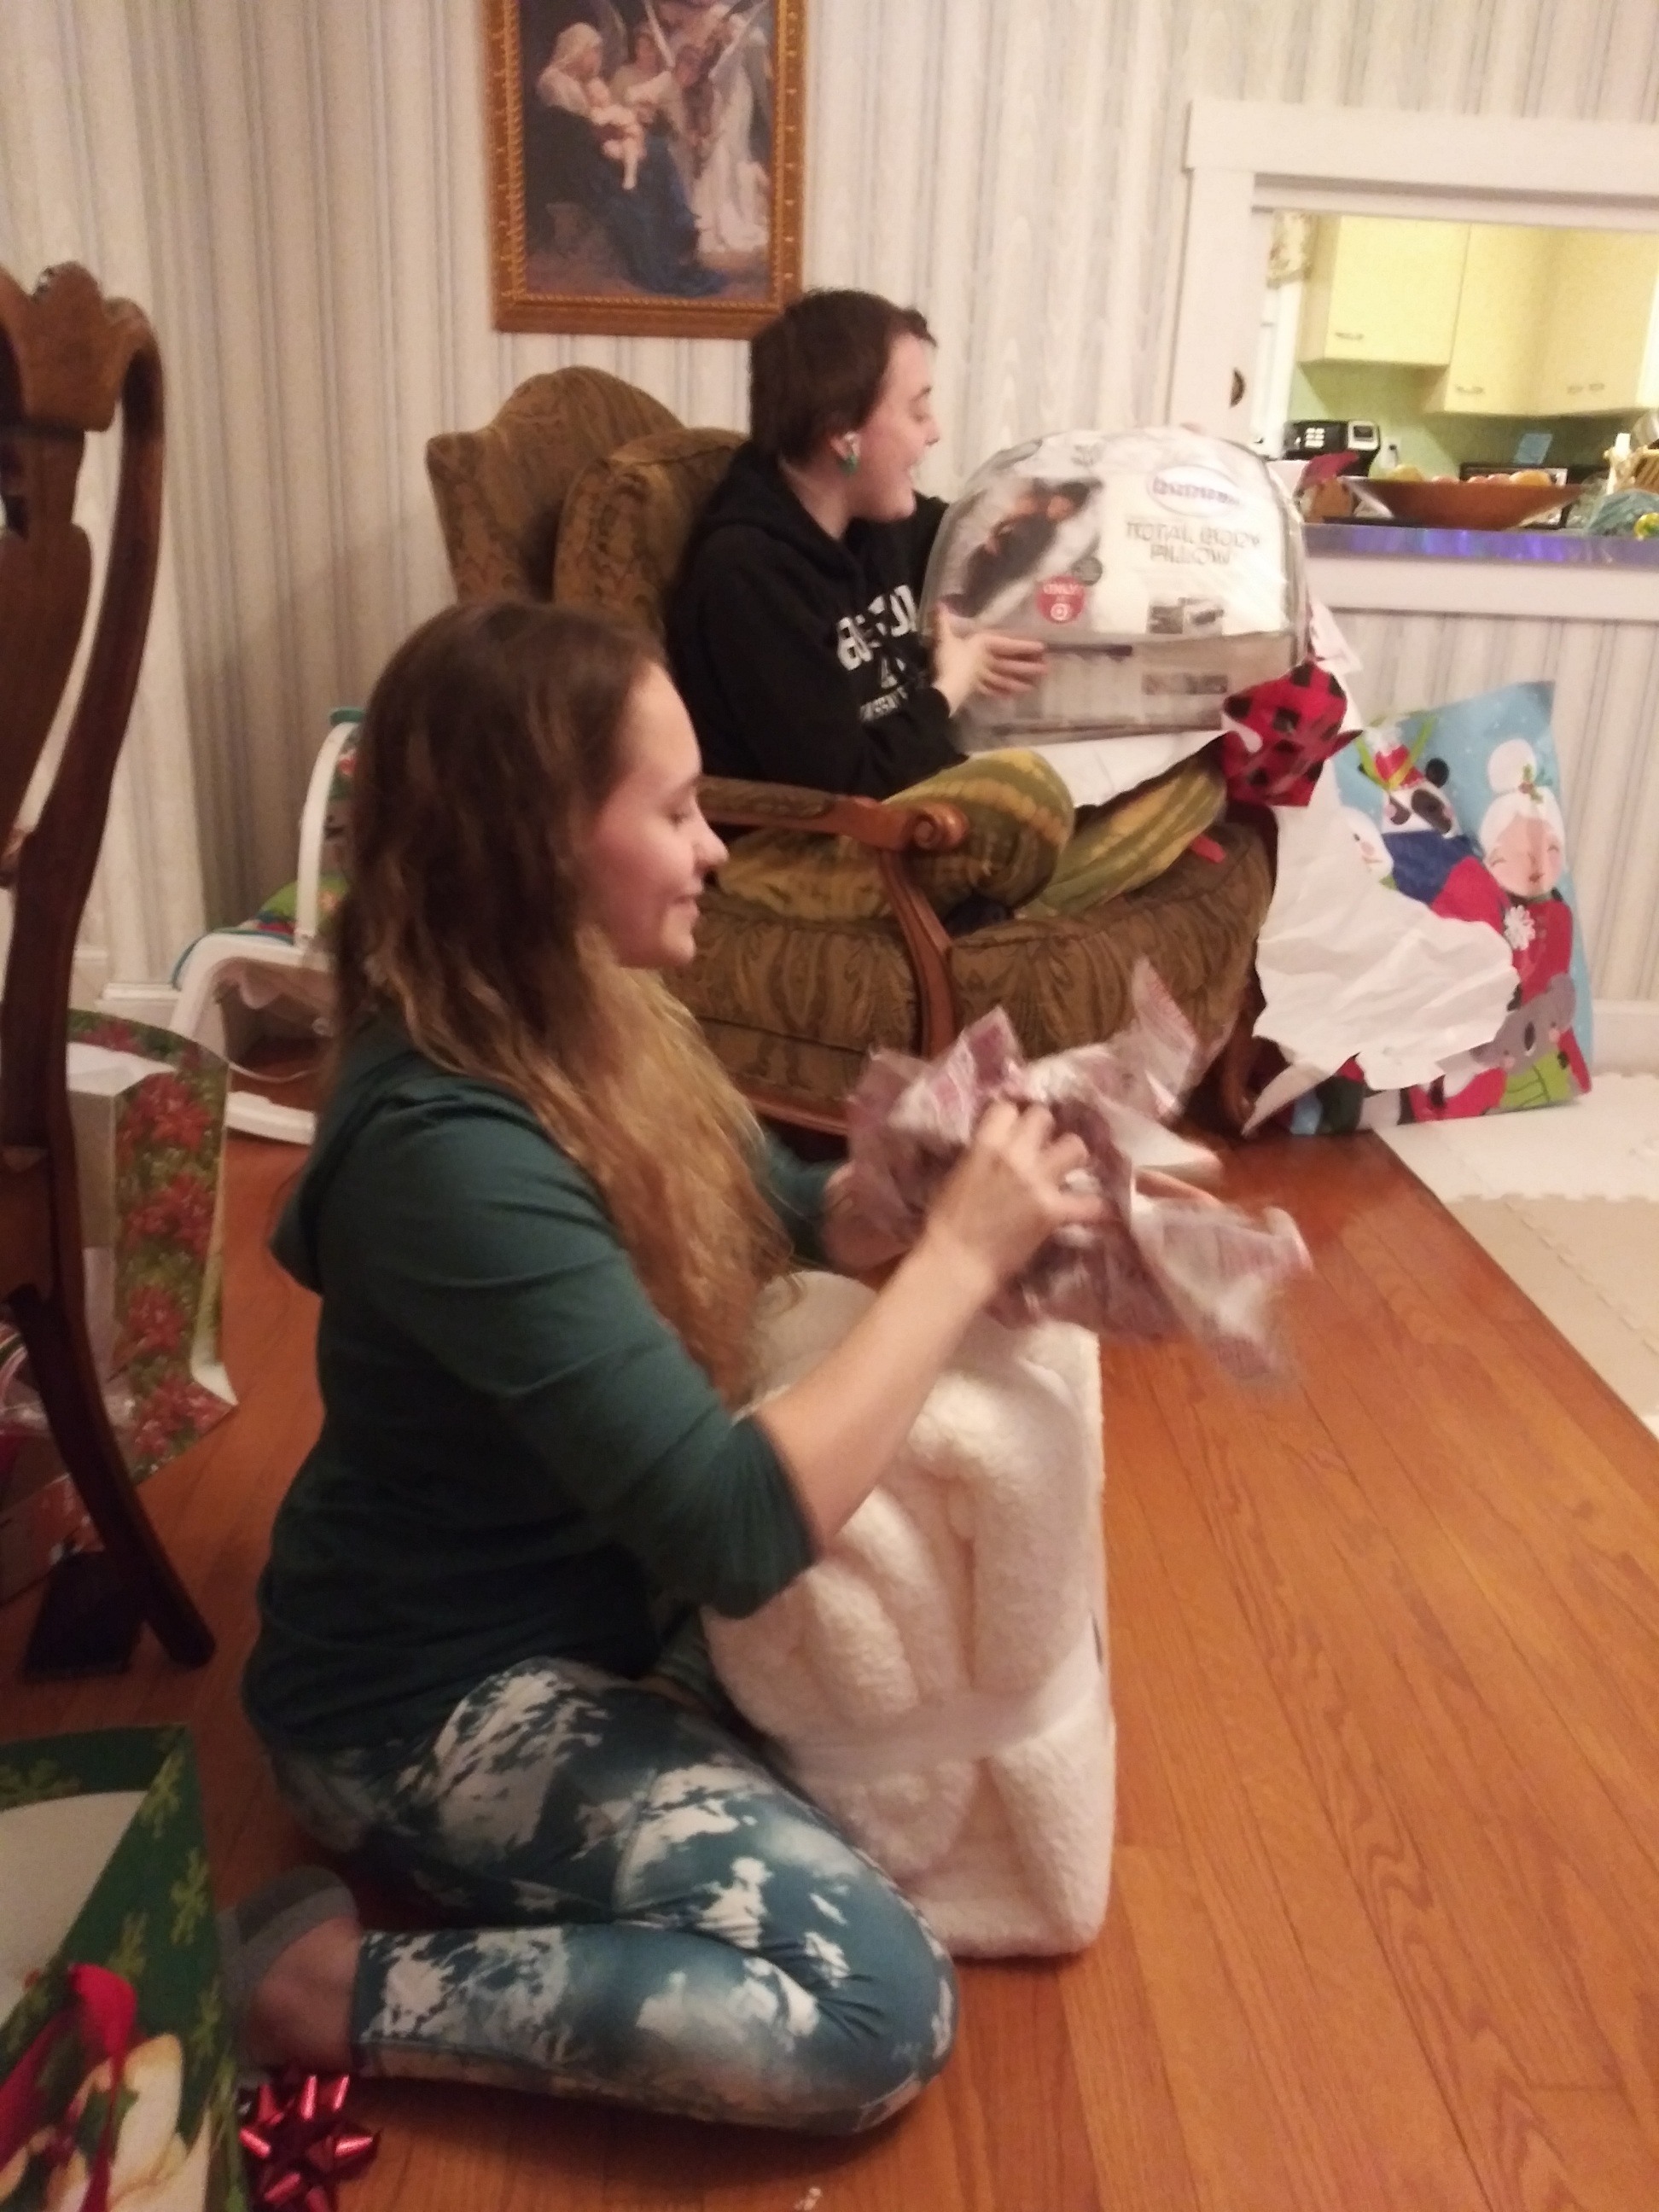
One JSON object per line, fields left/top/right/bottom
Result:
{"left": 265, "top": 1657, "right": 958, "bottom": 2133}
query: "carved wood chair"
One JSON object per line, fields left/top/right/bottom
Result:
{"left": 0, "top": 261, "right": 214, "bottom": 1664}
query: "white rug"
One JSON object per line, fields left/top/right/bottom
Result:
{"left": 1380, "top": 1075, "right": 1659, "bottom": 1439}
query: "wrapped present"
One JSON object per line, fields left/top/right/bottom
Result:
{"left": 0, "top": 1017, "right": 235, "bottom": 1598}
{"left": 0, "top": 1435, "right": 95, "bottom": 1606}
{"left": 0, "top": 1727, "right": 248, "bottom": 2210}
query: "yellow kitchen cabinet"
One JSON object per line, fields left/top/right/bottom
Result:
{"left": 1298, "top": 216, "right": 1469, "bottom": 366}
{"left": 1531, "top": 228, "right": 1659, "bottom": 415}
{"left": 1427, "top": 225, "right": 1551, "bottom": 415}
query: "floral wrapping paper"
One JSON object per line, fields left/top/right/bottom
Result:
{"left": 0, "top": 1016, "right": 235, "bottom": 1486}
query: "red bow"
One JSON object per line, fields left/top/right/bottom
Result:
{"left": 237, "top": 2071, "right": 377, "bottom": 2211}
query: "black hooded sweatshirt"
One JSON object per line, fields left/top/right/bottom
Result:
{"left": 667, "top": 442, "right": 960, "bottom": 799}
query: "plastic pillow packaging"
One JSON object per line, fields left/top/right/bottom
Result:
{"left": 840, "top": 967, "right": 1311, "bottom": 1382}
{"left": 921, "top": 428, "right": 1308, "bottom": 747}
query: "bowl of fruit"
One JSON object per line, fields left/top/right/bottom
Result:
{"left": 1362, "top": 468, "right": 1577, "bottom": 531}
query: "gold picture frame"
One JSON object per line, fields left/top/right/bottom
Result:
{"left": 484, "top": 1, "right": 805, "bottom": 337}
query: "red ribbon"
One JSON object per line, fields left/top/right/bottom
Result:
{"left": 237, "top": 2070, "right": 377, "bottom": 2211}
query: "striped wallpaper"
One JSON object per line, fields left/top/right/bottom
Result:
{"left": 3, "top": 0, "right": 1658, "bottom": 1001}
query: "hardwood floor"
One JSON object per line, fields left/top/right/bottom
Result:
{"left": 3, "top": 1114, "right": 1657, "bottom": 2212}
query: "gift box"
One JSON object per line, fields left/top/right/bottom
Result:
{"left": 0, "top": 1727, "right": 248, "bottom": 2210}
{"left": 0, "top": 1017, "right": 236, "bottom": 1602}
{"left": 0, "top": 1435, "right": 94, "bottom": 1606}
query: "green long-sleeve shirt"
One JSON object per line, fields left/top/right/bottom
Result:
{"left": 242, "top": 1023, "right": 827, "bottom": 1754}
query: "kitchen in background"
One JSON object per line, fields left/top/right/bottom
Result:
{"left": 1252, "top": 211, "right": 1659, "bottom": 526}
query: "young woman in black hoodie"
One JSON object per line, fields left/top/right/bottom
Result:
{"left": 669, "top": 289, "right": 1048, "bottom": 796}
{"left": 667, "top": 289, "right": 1073, "bottom": 922}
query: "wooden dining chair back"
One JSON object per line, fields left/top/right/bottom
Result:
{"left": 0, "top": 261, "right": 213, "bottom": 1664}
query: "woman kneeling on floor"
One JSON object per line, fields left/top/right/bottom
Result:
{"left": 230, "top": 599, "right": 1101, "bottom": 2133}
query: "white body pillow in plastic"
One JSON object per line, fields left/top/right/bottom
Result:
{"left": 922, "top": 427, "right": 1307, "bottom": 748}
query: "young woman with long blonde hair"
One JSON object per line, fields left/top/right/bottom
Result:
{"left": 227, "top": 599, "right": 1099, "bottom": 2132}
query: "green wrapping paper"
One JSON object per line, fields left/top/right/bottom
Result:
{"left": 0, "top": 1728, "right": 247, "bottom": 2211}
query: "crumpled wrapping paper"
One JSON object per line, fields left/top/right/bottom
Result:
{"left": 841, "top": 969, "right": 1311, "bottom": 1379}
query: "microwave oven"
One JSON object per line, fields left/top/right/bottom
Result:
{"left": 1282, "top": 419, "right": 1381, "bottom": 473}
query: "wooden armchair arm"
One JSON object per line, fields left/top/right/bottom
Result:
{"left": 699, "top": 774, "right": 968, "bottom": 855}
{"left": 698, "top": 775, "right": 966, "bottom": 1068}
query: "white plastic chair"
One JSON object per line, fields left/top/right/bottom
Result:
{"left": 169, "top": 709, "right": 360, "bottom": 1143}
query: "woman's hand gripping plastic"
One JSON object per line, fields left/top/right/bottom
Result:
{"left": 917, "top": 1098, "right": 1104, "bottom": 1308}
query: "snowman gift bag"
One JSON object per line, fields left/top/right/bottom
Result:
{"left": 1326, "top": 679, "right": 1592, "bottom": 1124}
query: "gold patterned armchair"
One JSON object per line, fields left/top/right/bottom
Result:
{"left": 426, "top": 370, "right": 1273, "bottom": 1134}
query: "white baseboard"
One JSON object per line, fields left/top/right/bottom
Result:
{"left": 70, "top": 947, "right": 109, "bottom": 1010}
{"left": 93, "top": 981, "right": 182, "bottom": 1031}
{"left": 1593, "top": 998, "right": 1659, "bottom": 1074}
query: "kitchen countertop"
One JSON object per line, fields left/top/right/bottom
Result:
{"left": 1306, "top": 522, "right": 1659, "bottom": 568}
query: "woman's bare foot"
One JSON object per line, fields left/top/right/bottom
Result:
{"left": 241, "top": 1914, "right": 360, "bottom": 2073}
{"left": 220, "top": 1870, "right": 363, "bottom": 2073}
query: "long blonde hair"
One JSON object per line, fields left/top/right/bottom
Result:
{"left": 332, "top": 599, "right": 789, "bottom": 1402}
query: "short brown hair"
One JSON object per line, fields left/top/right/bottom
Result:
{"left": 749, "top": 288, "right": 934, "bottom": 463}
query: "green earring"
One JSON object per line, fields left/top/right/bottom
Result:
{"left": 838, "top": 441, "right": 859, "bottom": 474}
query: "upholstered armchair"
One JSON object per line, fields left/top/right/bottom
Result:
{"left": 426, "top": 366, "right": 680, "bottom": 602}
{"left": 426, "top": 369, "right": 1273, "bottom": 1133}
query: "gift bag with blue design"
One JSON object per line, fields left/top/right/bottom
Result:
{"left": 0, "top": 1727, "right": 247, "bottom": 2211}
{"left": 1320, "top": 680, "right": 1592, "bottom": 1126}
